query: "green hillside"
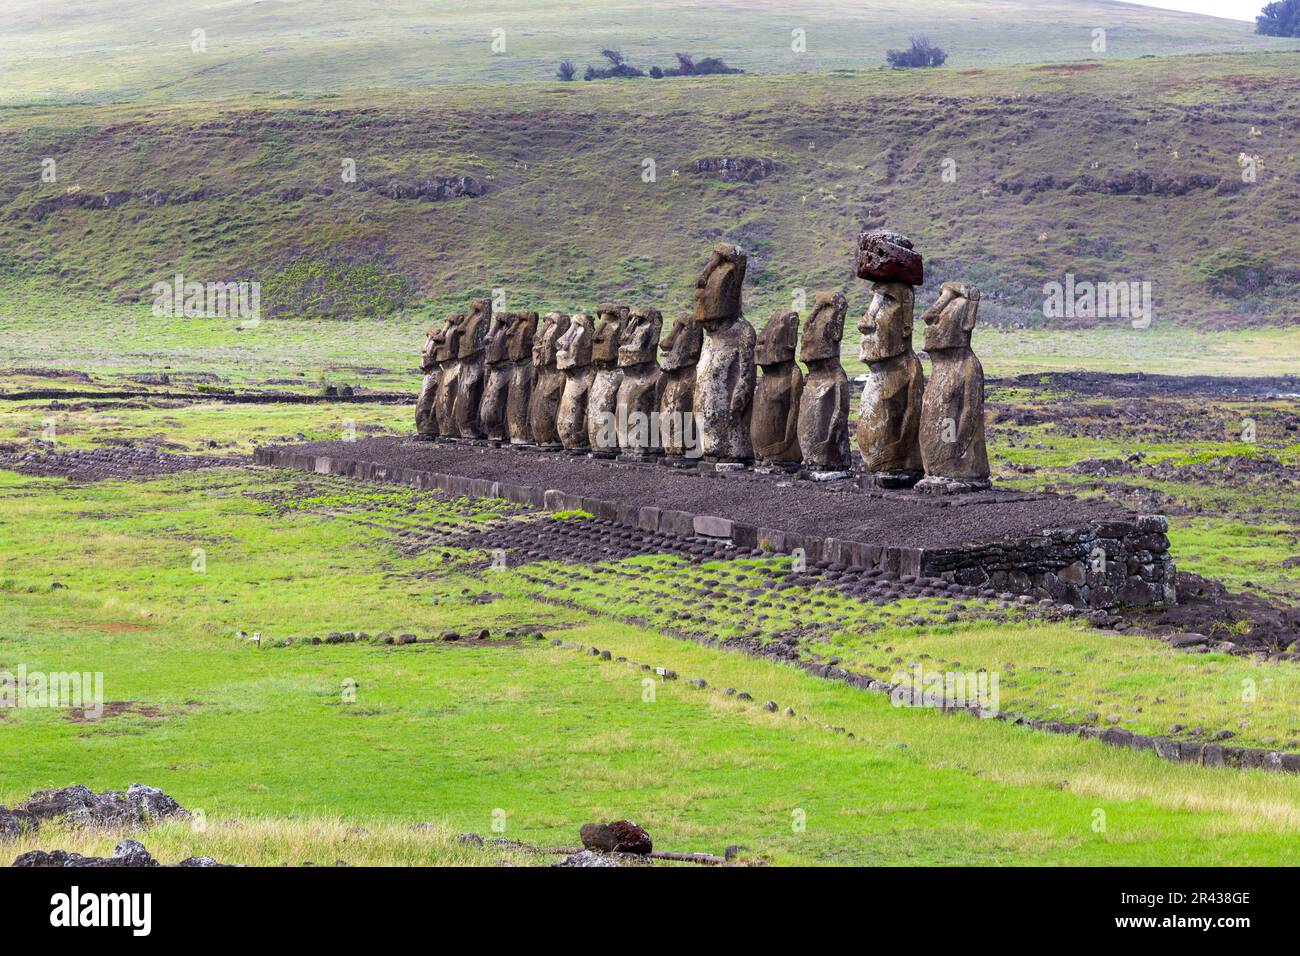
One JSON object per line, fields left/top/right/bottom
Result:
{"left": 1, "top": 0, "right": 1293, "bottom": 106}
{"left": 2, "top": 52, "right": 1298, "bottom": 330}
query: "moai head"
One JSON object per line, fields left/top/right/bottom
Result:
{"left": 756, "top": 309, "right": 799, "bottom": 366}
{"left": 421, "top": 323, "right": 444, "bottom": 371}
{"left": 435, "top": 312, "right": 466, "bottom": 363}
{"left": 921, "top": 282, "right": 981, "bottom": 352}
{"left": 458, "top": 298, "right": 492, "bottom": 359}
{"left": 659, "top": 313, "right": 703, "bottom": 371}
{"left": 856, "top": 230, "right": 924, "bottom": 286}
{"left": 693, "top": 242, "right": 747, "bottom": 329}
{"left": 859, "top": 282, "right": 916, "bottom": 362}
{"left": 533, "top": 312, "right": 571, "bottom": 369}
{"left": 555, "top": 313, "right": 594, "bottom": 371}
{"left": 506, "top": 311, "right": 539, "bottom": 363}
{"left": 799, "top": 292, "right": 847, "bottom": 364}
{"left": 619, "top": 307, "right": 663, "bottom": 367}
{"left": 592, "top": 304, "right": 629, "bottom": 365}
{"left": 483, "top": 310, "right": 511, "bottom": 365}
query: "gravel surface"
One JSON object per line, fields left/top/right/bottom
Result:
{"left": 265, "top": 437, "right": 1138, "bottom": 549}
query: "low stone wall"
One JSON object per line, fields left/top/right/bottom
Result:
{"left": 253, "top": 444, "right": 1175, "bottom": 611}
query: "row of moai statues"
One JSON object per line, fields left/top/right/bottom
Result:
{"left": 414, "top": 233, "right": 989, "bottom": 492}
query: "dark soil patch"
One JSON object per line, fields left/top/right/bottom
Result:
{"left": 993, "top": 371, "right": 1300, "bottom": 400}
{"left": 1126, "top": 572, "right": 1300, "bottom": 656}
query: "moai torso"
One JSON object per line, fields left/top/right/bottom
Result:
{"left": 478, "top": 310, "right": 512, "bottom": 441}
{"left": 415, "top": 323, "right": 445, "bottom": 439}
{"left": 556, "top": 313, "right": 595, "bottom": 451}
{"left": 658, "top": 314, "right": 703, "bottom": 458}
{"left": 751, "top": 309, "right": 804, "bottom": 465}
{"left": 615, "top": 307, "right": 663, "bottom": 455}
{"left": 796, "top": 292, "right": 851, "bottom": 472}
{"left": 505, "top": 312, "right": 538, "bottom": 444}
{"left": 433, "top": 312, "right": 466, "bottom": 436}
{"left": 528, "top": 312, "right": 570, "bottom": 447}
{"left": 918, "top": 282, "right": 990, "bottom": 491}
{"left": 854, "top": 230, "right": 926, "bottom": 484}
{"left": 692, "top": 243, "right": 755, "bottom": 462}
{"left": 587, "top": 304, "right": 628, "bottom": 454}
{"left": 452, "top": 298, "right": 491, "bottom": 439}
{"left": 857, "top": 280, "right": 925, "bottom": 479}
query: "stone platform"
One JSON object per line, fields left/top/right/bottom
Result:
{"left": 254, "top": 437, "right": 1176, "bottom": 610}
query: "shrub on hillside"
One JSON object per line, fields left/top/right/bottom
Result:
{"left": 886, "top": 36, "right": 948, "bottom": 68}
{"left": 580, "top": 49, "right": 741, "bottom": 81}
{"left": 1256, "top": 0, "right": 1300, "bottom": 36}
{"left": 556, "top": 59, "right": 576, "bottom": 81}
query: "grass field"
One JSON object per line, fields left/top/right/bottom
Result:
{"left": 2, "top": 462, "right": 1299, "bottom": 865}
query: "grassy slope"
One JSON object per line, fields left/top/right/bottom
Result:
{"left": 1, "top": 465, "right": 1298, "bottom": 865}
{"left": 2, "top": 52, "right": 1300, "bottom": 333}
{"left": 2, "top": 0, "right": 1291, "bottom": 106}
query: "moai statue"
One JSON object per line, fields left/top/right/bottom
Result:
{"left": 587, "top": 303, "right": 629, "bottom": 456}
{"left": 855, "top": 230, "right": 926, "bottom": 487}
{"left": 750, "top": 309, "right": 803, "bottom": 469}
{"left": 415, "top": 322, "right": 445, "bottom": 439}
{"left": 796, "top": 292, "right": 851, "bottom": 476}
{"left": 657, "top": 313, "right": 703, "bottom": 462}
{"left": 692, "top": 243, "right": 755, "bottom": 463}
{"left": 555, "top": 313, "right": 595, "bottom": 452}
{"left": 477, "top": 309, "right": 512, "bottom": 442}
{"left": 615, "top": 307, "right": 664, "bottom": 458}
{"left": 451, "top": 297, "right": 491, "bottom": 439}
{"left": 504, "top": 311, "right": 538, "bottom": 445}
{"left": 527, "top": 311, "right": 570, "bottom": 449}
{"left": 917, "top": 281, "right": 990, "bottom": 494}
{"left": 433, "top": 311, "right": 466, "bottom": 438}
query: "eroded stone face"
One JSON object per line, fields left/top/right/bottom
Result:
{"left": 433, "top": 312, "right": 466, "bottom": 436}
{"left": 751, "top": 310, "right": 803, "bottom": 464}
{"left": 619, "top": 307, "right": 662, "bottom": 367}
{"left": 799, "top": 291, "right": 846, "bottom": 364}
{"left": 797, "top": 292, "right": 850, "bottom": 471}
{"left": 506, "top": 311, "right": 538, "bottom": 363}
{"left": 434, "top": 312, "right": 466, "bottom": 364}
{"left": 458, "top": 298, "right": 491, "bottom": 359}
{"left": 693, "top": 243, "right": 746, "bottom": 327}
{"left": 483, "top": 312, "right": 511, "bottom": 366}
{"left": 479, "top": 312, "right": 518, "bottom": 440}
{"left": 592, "top": 304, "right": 629, "bottom": 366}
{"left": 556, "top": 314, "right": 595, "bottom": 450}
{"left": 856, "top": 282, "right": 924, "bottom": 482}
{"left": 922, "top": 281, "right": 979, "bottom": 352}
{"left": 856, "top": 230, "right": 924, "bottom": 286}
{"left": 858, "top": 281, "right": 914, "bottom": 363}
{"left": 416, "top": 322, "right": 446, "bottom": 438}
{"left": 533, "top": 312, "right": 570, "bottom": 369}
{"left": 614, "top": 309, "right": 663, "bottom": 455}
{"left": 659, "top": 314, "right": 702, "bottom": 372}
{"left": 918, "top": 282, "right": 990, "bottom": 490}
{"left": 528, "top": 312, "right": 571, "bottom": 446}
{"left": 659, "top": 314, "right": 702, "bottom": 457}
{"left": 755, "top": 309, "right": 798, "bottom": 366}
{"left": 555, "top": 312, "right": 593, "bottom": 371}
